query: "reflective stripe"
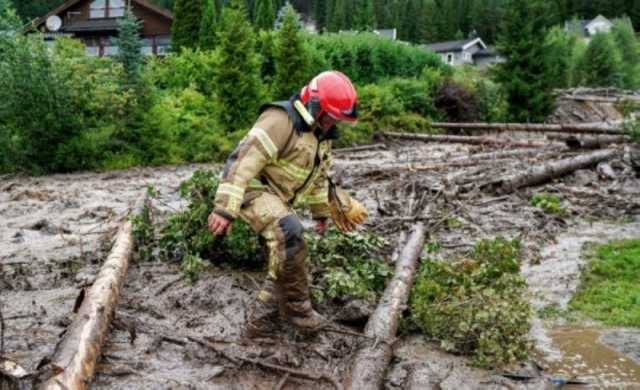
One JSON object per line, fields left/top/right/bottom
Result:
{"left": 249, "top": 127, "right": 278, "bottom": 159}
{"left": 303, "top": 192, "right": 328, "bottom": 204}
{"left": 273, "top": 159, "right": 310, "bottom": 181}
{"left": 218, "top": 183, "right": 245, "bottom": 200}
{"left": 248, "top": 178, "right": 268, "bottom": 189}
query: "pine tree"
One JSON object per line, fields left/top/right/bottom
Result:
{"left": 630, "top": 0, "right": 640, "bottom": 32}
{"left": 493, "top": 0, "right": 556, "bottom": 122}
{"left": 171, "top": 0, "right": 203, "bottom": 51}
{"left": 610, "top": 19, "right": 639, "bottom": 88}
{"left": 543, "top": 26, "right": 576, "bottom": 88}
{"left": 354, "top": 0, "right": 375, "bottom": 31}
{"left": 575, "top": 32, "right": 623, "bottom": 87}
{"left": 273, "top": 3, "right": 309, "bottom": 99}
{"left": 114, "top": 8, "right": 143, "bottom": 86}
{"left": 199, "top": 0, "right": 218, "bottom": 50}
{"left": 255, "top": 0, "right": 275, "bottom": 30}
{"left": 0, "top": 0, "right": 20, "bottom": 31}
{"left": 314, "top": 0, "right": 327, "bottom": 31}
{"left": 213, "top": 0, "right": 263, "bottom": 132}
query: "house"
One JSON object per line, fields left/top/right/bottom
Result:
{"left": 373, "top": 28, "right": 397, "bottom": 40}
{"left": 564, "top": 15, "right": 614, "bottom": 41}
{"left": 423, "top": 37, "right": 503, "bottom": 67}
{"left": 24, "top": 0, "right": 173, "bottom": 56}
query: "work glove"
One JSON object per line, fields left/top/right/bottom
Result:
{"left": 328, "top": 184, "right": 368, "bottom": 232}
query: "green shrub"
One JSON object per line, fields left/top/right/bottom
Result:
{"left": 530, "top": 192, "right": 567, "bottom": 215}
{"left": 144, "top": 48, "right": 218, "bottom": 96}
{"left": 306, "top": 228, "right": 392, "bottom": 303}
{"left": 410, "top": 237, "right": 532, "bottom": 368}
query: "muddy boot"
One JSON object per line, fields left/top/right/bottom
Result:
{"left": 244, "top": 279, "right": 281, "bottom": 338}
{"left": 287, "top": 306, "right": 328, "bottom": 334}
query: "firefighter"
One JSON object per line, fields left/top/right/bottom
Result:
{"left": 208, "top": 71, "right": 368, "bottom": 337}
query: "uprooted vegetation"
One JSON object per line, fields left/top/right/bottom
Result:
{"left": 133, "top": 169, "right": 393, "bottom": 302}
{"left": 410, "top": 237, "right": 532, "bottom": 368}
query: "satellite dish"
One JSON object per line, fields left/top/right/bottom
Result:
{"left": 46, "top": 15, "right": 62, "bottom": 32}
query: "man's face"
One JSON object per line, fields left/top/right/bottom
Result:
{"left": 317, "top": 112, "right": 338, "bottom": 132}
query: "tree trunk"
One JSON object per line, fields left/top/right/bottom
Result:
{"left": 37, "top": 196, "right": 148, "bottom": 390}
{"left": 485, "top": 149, "right": 619, "bottom": 194}
{"left": 334, "top": 143, "right": 387, "bottom": 154}
{"left": 382, "top": 132, "right": 553, "bottom": 148}
{"left": 546, "top": 134, "right": 630, "bottom": 149}
{"left": 429, "top": 122, "right": 626, "bottom": 135}
{"left": 345, "top": 223, "right": 426, "bottom": 390}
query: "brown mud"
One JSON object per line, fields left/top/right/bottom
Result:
{"left": 1, "top": 135, "right": 639, "bottom": 389}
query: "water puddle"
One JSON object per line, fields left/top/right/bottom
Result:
{"left": 536, "top": 326, "right": 640, "bottom": 389}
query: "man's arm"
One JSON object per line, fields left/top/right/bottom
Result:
{"left": 211, "top": 109, "right": 291, "bottom": 231}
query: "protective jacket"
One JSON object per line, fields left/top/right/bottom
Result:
{"left": 213, "top": 100, "right": 336, "bottom": 223}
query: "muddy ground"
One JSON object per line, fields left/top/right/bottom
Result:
{"left": 2, "top": 134, "right": 640, "bottom": 389}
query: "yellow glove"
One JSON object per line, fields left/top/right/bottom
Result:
{"left": 328, "top": 185, "right": 368, "bottom": 232}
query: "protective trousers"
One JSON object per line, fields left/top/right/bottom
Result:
{"left": 239, "top": 190, "right": 313, "bottom": 332}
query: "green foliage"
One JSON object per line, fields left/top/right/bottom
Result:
{"left": 273, "top": 4, "right": 310, "bottom": 99}
{"left": 306, "top": 228, "right": 392, "bottom": 302}
{"left": 610, "top": 19, "right": 640, "bottom": 90}
{"left": 530, "top": 192, "right": 567, "bottom": 215}
{"left": 157, "top": 170, "right": 263, "bottom": 276}
{"left": 171, "top": 0, "right": 203, "bottom": 51}
{"left": 199, "top": 0, "right": 218, "bottom": 50}
{"left": 493, "top": 0, "right": 556, "bottom": 122}
{"left": 310, "top": 33, "right": 447, "bottom": 85}
{"left": 574, "top": 32, "right": 623, "bottom": 88}
{"left": 570, "top": 240, "right": 640, "bottom": 327}
{"left": 212, "top": 0, "right": 264, "bottom": 133}
{"left": 0, "top": 0, "right": 19, "bottom": 31}
{"left": 410, "top": 237, "right": 532, "bottom": 368}
{"left": 114, "top": 9, "right": 144, "bottom": 87}
{"left": 145, "top": 48, "right": 218, "bottom": 97}
{"left": 543, "top": 26, "right": 577, "bottom": 89}
{"left": 255, "top": 0, "right": 275, "bottom": 30}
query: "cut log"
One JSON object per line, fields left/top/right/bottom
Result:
{"left": 382, "top": 132, "right": 554, "bottom": 148}
{"left": 345, "top": 223, "right": 426, "bottom": 390}
{"left": 485, "top": 149, "right": 619, "bottom": 195}
{"left": 334, "top": 143, "right": 387, "bottom": 154}
{"left": 546, "top": 134, "right": 631, "bottom": 149}
{"left": 37, "top": 196, "right": 149, "bottom": 390}
{"left": 429, "top": 122, "right": 626, "bottom": 135}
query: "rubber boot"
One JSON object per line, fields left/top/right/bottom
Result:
{"left": 244, "top": 278, "right": 281, "bottom": 338}
{"left": 279, "top": 258, "right": 328, "bottom": 333}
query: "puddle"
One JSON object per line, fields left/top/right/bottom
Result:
{"left": 537, "top": 327, "right": 640, "bottom": 389}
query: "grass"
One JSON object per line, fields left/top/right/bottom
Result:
{"left": 570, "top": 239, "right": 640, "bottom": 327}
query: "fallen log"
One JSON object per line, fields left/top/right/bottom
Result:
{"left": 37, "top": 195, "right": 149, "bottom": 390}
{"left": 345, "top": 223, "right": 426, "bottom": 390}
{"left": 546, "top": 134, "right": 631, "bottom": 149}
{"left": 559, "top": 94, "right": 640, "bottom": 103}
{"left": 334, "top": 143, "right": 387, "bottom": 154}
{"left": 485, "top": 149, "right": 619, "bottom": 195}
{"left": 429, "top": 122, "right": 626, "bottom": 135}
{"left": 382, "top": 132, "right": 554, "bottom": 148}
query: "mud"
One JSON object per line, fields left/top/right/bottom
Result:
{"left": 2, "top": 136, "right": 639, "bottom": 389}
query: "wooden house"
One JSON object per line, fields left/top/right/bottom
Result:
{"left": 24, "top": 0, "right": 173, "bottom": 56}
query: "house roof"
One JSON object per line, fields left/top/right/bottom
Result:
{"left": 24, "top": 0, "right": 173, "bottom": 33}
{"left": 473, "top": 47, "right": 497, "bottom": 58}
{"left": 424, "top": 37, "right": 487, "bottom": 53}
{"left": 565, "top": 15, "right": 613, "bottom": 35}
{"left": 63, "top": 18, "right": 120, "bottom": 32}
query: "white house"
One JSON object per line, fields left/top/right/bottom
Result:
{"left": 564, "top": 15, "right": 614, "bottom": 41}
{"left": 423, "top": 37, "right": 503, "bottom": 67}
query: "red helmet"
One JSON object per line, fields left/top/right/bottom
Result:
{"left": 300, "top": 71, "right": 358, "bottom": 123}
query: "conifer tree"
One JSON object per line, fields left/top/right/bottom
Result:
{"left": 493, "top": 0, "right": 555, "bottom": 122}
{"left": 0, "top": 0, "right": 20, "bottom": 32}
{"left": 273, "top": 3, "right": 309, "bottom": 99}
{"left": 255, "top": 0, "right": 275, "bottom": 30}
{"left": 314, "top": 0, "right": 327, "bottom": 31}
{"left": 575, "top": 32, "right": 623, "bottom": 88}
{"left": 199, "top": 0, "right": 217, "bottom": 50}
{"left": 212, "top": 0, "right": 263, "bottom": 132}
{"left": 354, "top": 0, "right": 375, "bottom": 31}
{"left": 114, "top": 8, "right": 143, "bottom": 86}
{"left": 171, "top": 0, "right": 203, "bottom": 51}
{"left": 542, "top": 26, "right": 576, "bottom": 89}
{"left": 611, "top": 19, "right": 640, "bottom": 89}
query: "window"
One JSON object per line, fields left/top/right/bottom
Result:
{"left": 109, "top": 0, "right": 125, "bottom": 17}
{"left": 90, "top": 0, "right": 126, "bottom": 18}
{"left": 90, "top": 0, "right": 106, "bottom": 18}
{"left": 446, "top": 53, "right": 454, "bottom": 64}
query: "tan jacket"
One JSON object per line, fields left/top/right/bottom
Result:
{"left": 213, "top": 106, "right": 332, "bottom": 221}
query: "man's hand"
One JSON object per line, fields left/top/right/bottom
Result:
{"left": 314, "top": 218, "right": 328, "bottom": 236}
{"left": 208, "top": 212, "right": 232, "bottom": 236}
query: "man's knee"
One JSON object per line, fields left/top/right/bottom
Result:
{"left": 277, "top": 214, "right": 306, "bottom": 260}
